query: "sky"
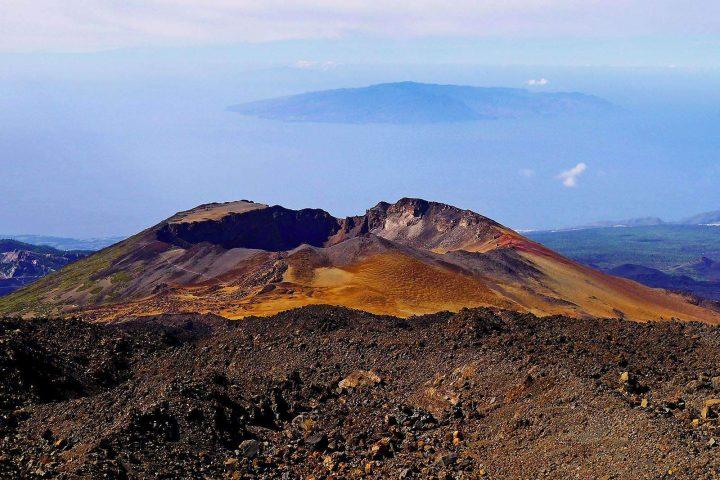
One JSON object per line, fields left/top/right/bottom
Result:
{"left": 1, "top": 1, "right": 719, "bottom": 57}
{"left": 0, "top": 1, "right": 719, "bottom": 237}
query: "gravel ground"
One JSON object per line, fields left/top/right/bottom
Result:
{"left": 3, "top": 306, "right": 720, "bottom": 479}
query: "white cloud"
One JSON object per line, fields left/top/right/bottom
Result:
{"left": 0, "top": 1, "right": 718, "bottom": 53}
{"left": 557, "top": 163, "right": 587, "bottom": 188}
{"left": 526, "top": 78, "right": 549, "bottom": 86}
{"left": 519, "top": 168, "right": 535, "bottom": 178}
{"left": 293, "top": 60, "right": 318, "bottom": 69}
{"left": 292, "top": 60, "right": 340, "bottom": 70}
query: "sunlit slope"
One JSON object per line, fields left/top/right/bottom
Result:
{"left": 520, "top": 250, "right": 718, "bottom": 322}
{"left": 2, "top": 198, "right": 719, "bottom": 324}
{"left": 0, "top": 235, "right": 137, "bottom": 317}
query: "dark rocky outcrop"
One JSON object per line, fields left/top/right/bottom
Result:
{"left": 157, "top": 206, "right": 342, "bottom": 251}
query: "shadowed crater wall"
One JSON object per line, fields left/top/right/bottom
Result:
{"left": 157, "top": 206, "right": 341, "bottom": 251}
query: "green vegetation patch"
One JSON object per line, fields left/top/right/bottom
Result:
{"left": 528, "top": 225, "right": 720, "bottom": 280}
{"left": 110, "top": 271, "right": 132, "bottom": 285}
{"left": 0, "top": 240, "right": 132, "bottom": 316}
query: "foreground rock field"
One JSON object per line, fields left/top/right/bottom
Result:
{"left": 3, "top": 306, "right": 720, "bottom": 479}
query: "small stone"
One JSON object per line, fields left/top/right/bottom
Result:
{"left": 692, "top": 418, "right": 700, "bottom": 428}
{"left": 701, "top": 399, "right": 720, "bottom": 419}
{"left": 306, "top": 433, "right": 329, "bottom": 452}
{"left": 224, "top": 457, "right": 239, "bottom": 468}
{"left": 239, "top": 439, "right": 260, "bottom": 459}
{"left": 684, "top": 379, "right": 702, "bottom": 393}
{"left": 322, "top": 455, "right": 336, "bottom": 471}
{"left": 338, "top": 370, "right": 382, "bottom": 389}
{"left": 369, "top": 438, "right": 392, "bottom": 459}
{"left": 436, "top": 453, "right": 457, "bottom": 466}
{"left": 618, "top": 371, "right": 643, "bottom": 394}
{"left": 292, "top": 414, "right": 316, "bottom": 432}
{"left": 641, "top": 398, "right": 649, "bottom": 408}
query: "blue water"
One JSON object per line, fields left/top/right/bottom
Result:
{"left": 1, "top": 60, "right": 718, "bottom": 237}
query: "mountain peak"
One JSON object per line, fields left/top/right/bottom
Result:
{"left": 170, "top": 200, "right": 268, "bottom": 224}
{"left": 379, "top": 197, "right": 432, "bottom": 215}
{"left": 2, "top": 198, "right": 718, "bottom": 324}
{"left": 157, "top": 197, "right": 502, "bottom": 254}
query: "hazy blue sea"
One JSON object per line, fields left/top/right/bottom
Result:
{"left": 1, "top": 59, "right": 718, "bottom": 237}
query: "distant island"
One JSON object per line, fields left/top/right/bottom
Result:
{"left": 681, "top": 210, "right": 720, "bottom": 226}
{"left": 229, "top": 81, "right": 614, "bottom": 124}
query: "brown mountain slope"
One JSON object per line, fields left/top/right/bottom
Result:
{"left": 2, "top": 198, "right": 719, "bottom": 323}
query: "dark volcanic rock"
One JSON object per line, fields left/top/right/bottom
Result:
{"left": 157, "top": 205, "right": 341, "bottom": 251}
{"left": 3, "top": 306, "right": 720, "bottom": 478}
